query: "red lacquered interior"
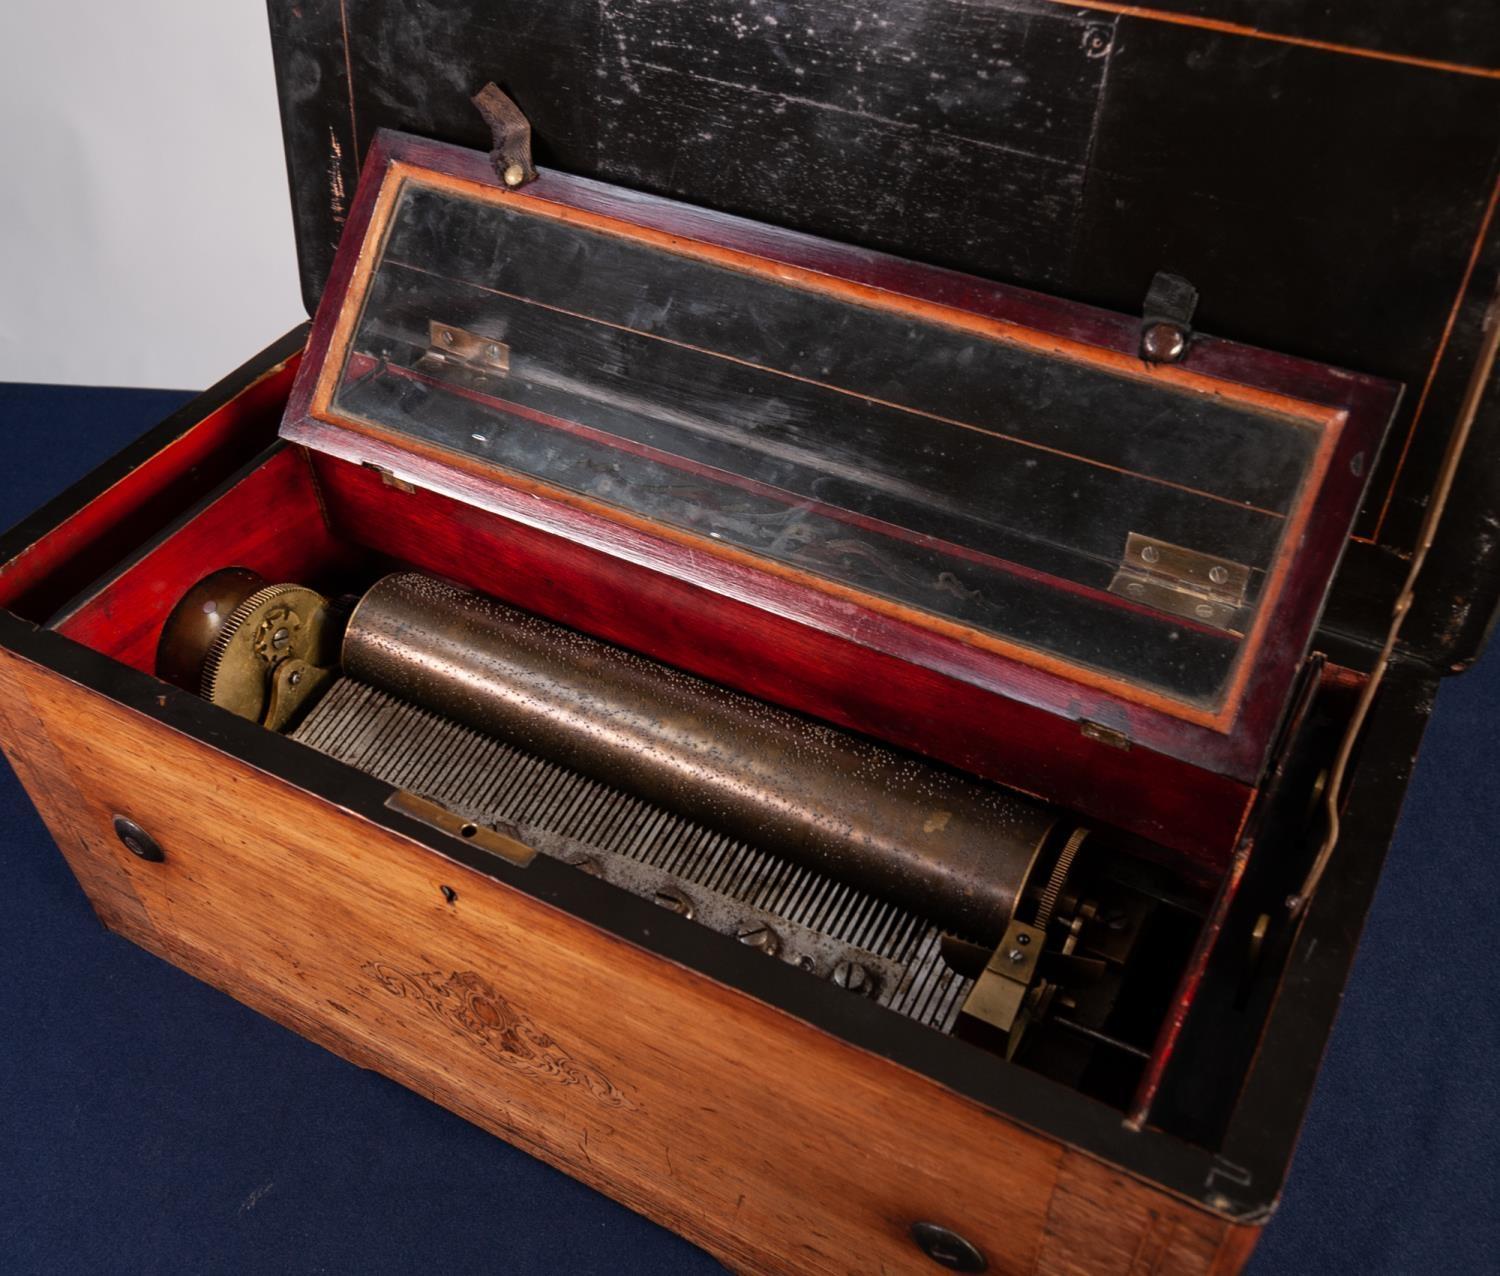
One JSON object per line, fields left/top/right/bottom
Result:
{"left": 0, "top": 354, "right": 301, "bottom": 624}
{"left": 42, "top": 405, "right": 1256, "bottom": 870}
{"left": 52, "top": 447, "right": 362, "bottom": 674}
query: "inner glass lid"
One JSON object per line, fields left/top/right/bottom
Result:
{"left": 311, "top": 168, "right": 1337, "bottom": 720}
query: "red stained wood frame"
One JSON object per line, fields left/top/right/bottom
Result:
{"left": 281, "top": 130, "right": 1401, "bottom": 790}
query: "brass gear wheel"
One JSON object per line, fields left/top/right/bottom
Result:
{"left": 200, "top": 583, "right": 334, "bottom": 723}
{"left": 1032, "top": 827, "right": 1089, "bottom": 934}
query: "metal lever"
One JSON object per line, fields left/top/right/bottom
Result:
{"left": 472, "top": 81, "right": 537, "bottom": 188}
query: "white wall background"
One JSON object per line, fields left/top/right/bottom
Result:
{"left": 0, "top": 3, "right": 303, "bottom": 389}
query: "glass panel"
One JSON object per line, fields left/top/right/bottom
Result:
{"left": 326, "top": 174, "right": 1325, "bottom": 712}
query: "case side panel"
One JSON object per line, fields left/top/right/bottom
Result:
{"left": 0, "top": 649, "right": 1249, "bottom": 1276}
{"left": 0, "top": 653, "right": 156, "bottom": 941}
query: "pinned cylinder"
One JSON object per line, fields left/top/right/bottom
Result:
{"left": 343, "top": 572, "right": 1062, "bottom": 940}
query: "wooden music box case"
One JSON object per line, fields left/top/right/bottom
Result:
{"left": 3, "top": 4, "right": 1497, "bottom": 1272}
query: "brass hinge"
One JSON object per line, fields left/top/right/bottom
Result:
{"left": 1107, "top": 532, "right": 1250, "bottom": 632}
{"left": 361, "top": 462, "right": 416, "bottom": 493}
{"left": 416, "top": 321, "right": 511, "bottom": 384}
{"left": 1080, "top": 720, "right": 1131, "bottom": 750}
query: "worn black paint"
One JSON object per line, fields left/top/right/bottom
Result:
{"left": 265, "top": 0, "right": 1500, "bottom": 666}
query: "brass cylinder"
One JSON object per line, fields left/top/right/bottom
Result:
{"left": 344, "top": 573, "right": 1059, "bottom": 940}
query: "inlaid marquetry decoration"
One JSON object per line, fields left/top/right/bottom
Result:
{"left": 361, "top": 961, "right": 635, "bottom": 1111}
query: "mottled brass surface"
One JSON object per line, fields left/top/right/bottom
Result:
{"left": 344, "top": 572, "right": 1060, "bottom": 940}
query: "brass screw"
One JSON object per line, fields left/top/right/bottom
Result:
{"left": 653, "top": 887, "right": 694, "bottom": 918}
{"left": 736, "top": 924, "right": 781, "bottom": 957}
{"left": 834, "top": 959, "right": 876, "bottom": 995}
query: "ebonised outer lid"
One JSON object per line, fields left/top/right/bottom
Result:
{"left": 265, "top": 0, "right": 1500, "bottom": 669}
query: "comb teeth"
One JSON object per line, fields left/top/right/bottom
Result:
{"left": 293, "top": 678, "right": 972, "bottom": 1032}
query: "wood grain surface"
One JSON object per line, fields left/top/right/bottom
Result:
{"left": 0, "top": 644, "right": 1255, "bottom": 1275}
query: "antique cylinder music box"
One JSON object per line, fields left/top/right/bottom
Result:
{"left": 4, "top": 3, "right": 1499, "bottom": 1273}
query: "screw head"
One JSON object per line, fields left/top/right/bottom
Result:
{"left": 736, "top": 924, "right": 781, "bottom": 957}
{"left": 1140, "top": 544, "right": 1160, "bottom": 564}
{"left": 653, "top": 887, "right": 694, "bottom": 919}
{"left": 832, "top": 960, "right": 874, "bottom": 993}
{"left": 1007, "top": 948, "right": 1027, "bottom": 964}
{"left": 113, "top": 815, "right": 163, "bottom": 863}
{"left": 1208, "top": 565, "right": 1229, "bottom": 585}
{"left": 1142, "top": 320, "right": 1189, "bottom": 363}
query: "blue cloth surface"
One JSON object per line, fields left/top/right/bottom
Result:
{"left": 0, "top": 381, "right": 1495, "bottom": 1274}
